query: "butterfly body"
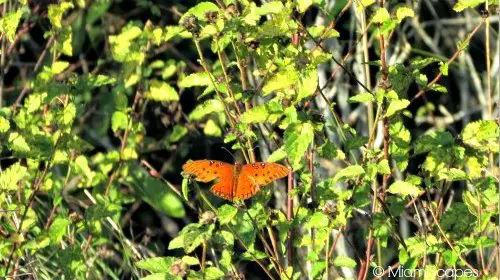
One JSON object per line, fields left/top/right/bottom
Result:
{"left": 182, "top": 160, "right": 289, "bottom": 201}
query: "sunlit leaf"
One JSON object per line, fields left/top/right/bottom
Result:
{"left": 0, "top": 162, "right": 27, "bottom": 190}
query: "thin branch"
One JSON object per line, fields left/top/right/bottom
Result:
{"left": 410, "top": 19, "right": 485, "bottom": 103}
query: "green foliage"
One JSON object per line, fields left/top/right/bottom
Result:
{"left": 0, "top": 162, "right": 27, "bottom": 190}
{"left": 387, "top": 181, "right": 422, "bottom": 198}
{"left": 126, "top": 164, "right": 185, "bottom": 218}
{"left": 0, "top": 0, "right": 497, "bottom": 279}
{"left": 0, "top": 9, "right": 22, "bottom": 42}
{"left": 284, "top": 122, "right": 314, "bottom": 169}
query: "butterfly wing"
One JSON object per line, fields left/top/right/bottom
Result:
{"left": 234, "top": 162, "right": 289, "bottom": 200}
{"left": 241, "top": 162, "right": 289, "bottom": 185}
{"left": 182, "top": 160, "right": 235, "bottom": 201}
{"left": 235, "top": 173, "right": 260, "bottom": 200}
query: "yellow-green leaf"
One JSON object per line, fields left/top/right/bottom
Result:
{"left": 0, "top": 9, "right": 22, "bottom": 42}
{"left": 145, "top": 80, "right": 179, "bottom": 102}
{"left": 396, "top": 7, "right": 414, "bottom": 23}
{"left": 388, "top": 181, "right": 422, "bottom": 197}
{"left": 48, "top": 2, "right": 74, "bottom": 29}
{"left": 0, "top": 162, "right": 27, "bottom": 190}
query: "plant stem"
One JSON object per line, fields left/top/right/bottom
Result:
{"left": 411, "top": 19, "right": 485, "bottom": 103}
{"left": 286, "top": 167, "right": 294, "bottom": 269}
{"left": 197, "top": 188, "right": 277, "bottom": 280}
{"left": 4, "top": 137, "right": 60, "bottom": 278}
{"left": 193, "top": 38, "right": 251, "bottom": 163}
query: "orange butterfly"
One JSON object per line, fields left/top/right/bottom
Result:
{"left": 182, "top": 160, "right": 289, "bottom": 201}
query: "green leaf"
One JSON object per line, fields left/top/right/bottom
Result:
{"left": 267, "top": 147, "right": 287, "bottom": 162}
{"left": 414, "top": 131, "right": 454, "bottom": 154}
{"left": 284, "top": 122, "right": 314, "bottom": 169}
{"left": 59, "top": 102, "right": 76, "bottom": 127}
{"left": 307, "top": 26, "right": 340, "bottom": 38}
{"left": 439, "top": 61, "right": 449, "bottom": 76}
{"left": 333, "top": 256, "right": 357, "bottom": 268}
{"left": 203, "top": 119, "right": 221, "bottom": 137}
{"left": 241, "top": 104, "right": 269, "bottom": 124}
{"left": 396, "top": 7, "right": 415, "bottom": 23}
{"left": 372, "top": 8, "right": 391, "bottom": 23}
{"left": 165, "top": 25, "right": 191, "bottom": 42}
{"left": 305, "top": 212, "right": 329, "bottom": 229}
{"left": 296, "top": 69, "right": 318, "bottom": 101}
{"left": 377, "top": 159, "right": 391, "bottom": 175}
{"left": 356, "top": 0, "right": 375, "bottom": 12}
{"left": 240, "top": 101, "right": 283, "bottom": 124}
{"left": 188, "top": 99, "right": 224, "bottom": 121}
{"left": 453, "top": 0, "right": 485, "bottom": 12}
{"left": 75, "top": 155, "right": 94, "bottom": 181}
{"left": 0, "top": 162, "right": 27, "bottom": 190}
{"left": 25, "top": 93, "right": 43, "bottom": 113}
{"left": 8, "top": 132, "right": 30, "bottom": 152}
{"left": 218, "top": 205, "right": 238, "bottom": 225}
{"left": 441, "top": 203, "right": 475, "bottom": 238}
{"left": 181, "top": 256, "right": 200, "bottom": 266}
{"left": 437, "top": 168, "right": 467, "bottom": 181}
{"left": 442, "top": 250, "right": 459, "bottom": 266}
{"left": 180, "top": 2, "right": 220, "bottom": 22}
{"left": 311, "top": 261, "right": 326, "bottom": 279}
{"left": 52, "top": 61, "right": 70, "bottom": 74}
{"left": 385, "top": 99, "right": 410, "bottom": 117}
{"left": 387, "top": 181, "right": 422, "bottom": 198}
{"left": 0, "top": 115, "right": 10, "bottom": 133}
{"left": 85, "top": 197, "right": 121, "bottom": 221}
{"left": 121, "top": 147, "right": 138, "bottom": 160}
{"left": 411, "top": 57, "right": 441, "bottom": 70}
{"left": 126, "top": 164, "right": 185, "bottom": 218}
{"left": 86, "top": 0, "right": 111, "bottom": 25}
{"left": 56, "top": 248, "right": 86, "bottom": 278}
{"left": 258, "top": 1, "right": 285, "bottom": 14}
{"left": 57, "top": 26, "right": 73, "bottom": 56}
{"left": 49, "top": 217, "right": 71, "bottom": 244}
{"left": 423, "top": 265, "right": 438, "bottom": 280}
{"left": 136, "top": 257, "right": 176, "bottom": 273}
{"left": 108, "top": 24, "right": 143, "bottom": 63}
{"left": 139, "top": 273, "right": 179, "bottom": 280}
{"left": 262, "top": 70, "right": 299, "bottom": 95}
{"left": 168, "top": 125, "right": 188, "bottom": 143}
{"left": 168, "top": 223, "right": 214, "bottom": 253}
{"left": 429, "top": 83, "right": 447, "bottom": 93}
{"left": 204, "top": 267, "right": 225, "bottom": 280}
{"left": 461, "top": 120, "right": 499, "bottom": 152}
{"left": 297, "top": 0, "right": 313, "bottom": 13}
{"left": 332, "top": 165, "right": 364, "bottom": 183}
{"left": 0, "top": 9, "right": 22, "bottom": 42}
{"left": 48, "top": 2, "right": 74, "bottom": 29}
{"left": 145, "top": 80, "right": 179, "bottom": 101}
{"left": 348, "top": 92, "right": 374, "bottom": 103}
{"left": 344, "top": 136, "right": 368, "bottom": 152}
{"left": 111, "top": 111, "right": 129, "bottom": 133}
{"left": 373, "top": 213, "right": 391, "bottom": 246}
{"left": 240, "top": 249, "right": 267, "bottom": 260}
{"left": 318, "top": 140, "right": 337, "bottom": 158}
{"left": 181, "top": 178, "right": 189, "bottom": 201}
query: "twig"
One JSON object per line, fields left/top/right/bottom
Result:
{"left": 3, "top": 138, "right": 60, "bottom": 277}
{"left": 286, "top": 167, "right": 294, "bottom": 268}
{"left": 197, "top": 187, "right": 277, "bottom": 280}
{"left": 14, "top": 36, "right": 55, "bottom": 107}
{"left": 410, "top": 19, "right": 485, "bottom": 103}
{"left": 427, "top": 204, "right": 478, "bottom": 273}
{"left": 0, "top": 0, "right": 8, "bottom": 107}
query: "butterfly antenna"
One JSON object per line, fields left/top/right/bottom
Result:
{"left": 221, "top": 147, "right": 236, "bottom": 162}
{"left": 251, "top": 145, "right": 260, "bottom": 153}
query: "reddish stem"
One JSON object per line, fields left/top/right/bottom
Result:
{"left": 286, "top": 168, "right": 294, "bottom": 267}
